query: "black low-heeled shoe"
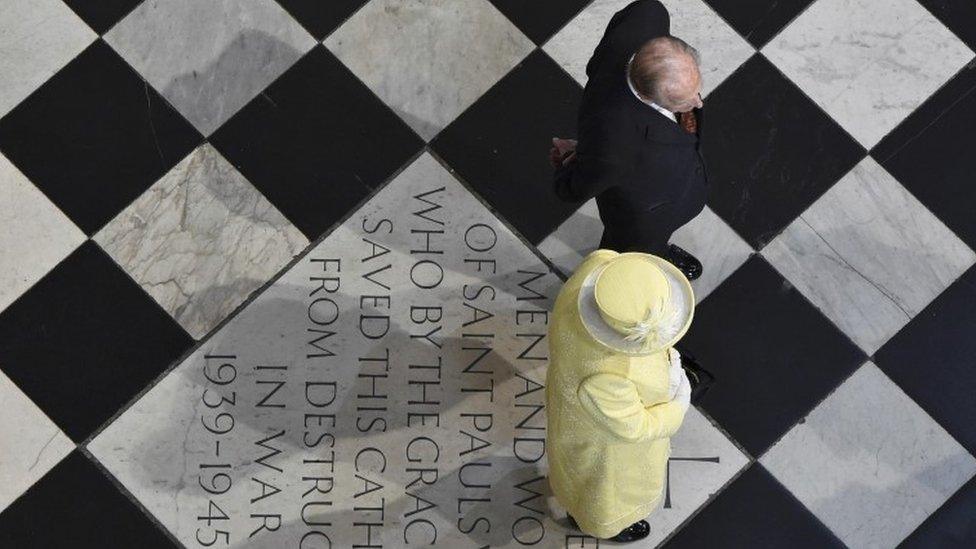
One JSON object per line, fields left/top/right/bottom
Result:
{"left": 567, "top": 515, "right": 651, "bottom": 543}
{"left": 666, "top": 243, "right": 703, "bottom": 281}
{"left": 609, "top": 520, "right": 651, "bottom": 543}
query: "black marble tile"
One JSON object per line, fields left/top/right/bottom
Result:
{"left": 663, "top": 464, "right": 843, "bottom": 548}
{"left": 702, "top": 54, "right": 865, "bottom": 249}
{"left": 680, "top": 256, "right": 866, "bottom": 456}
{"left": 875, "top": 265, "right": 976, "bottom": 456}
{"left": 703, "top": 0, "right": 815, "bottom": 49}
{"left": 488, "top": 0, "right": 591, "bottom": 45}
{"left": 210, "top": 45, "right": 424, "bottom": 241}
{"left": 0, "top": 40, "right": 202, "bottom": 236}
{"left": 873, "top": 63, "right": 976, "bottom": 250}
{"left": 917, "top": 0, "right": 976, "bottom": 51}
{"left": 274, "top": 0, "right": 369, "bottom": 40}
{"left": 0, "top": 242, "right": 192, "bottom": 441}
{"left": 60, "top": 0, "right": 145, "bottom": 35}
{"left": 901, "top": 476, "right": 976, "bottom": 548}
{"left": 430, "top": 50, "right": 583, "bottom": 244}
{"left": 0, "top": 451, "right": 176, "bottom": 547}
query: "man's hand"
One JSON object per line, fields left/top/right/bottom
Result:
{"left": 549, "top": 137, "right": 578, "bottom": 168}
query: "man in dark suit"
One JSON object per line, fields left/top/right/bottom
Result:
{"left": 550, "top": 0, "right": 707, "bottom": 282}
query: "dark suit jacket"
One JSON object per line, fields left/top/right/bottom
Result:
{"left": 554, "top": 0, "right": 708, "bottom": 256}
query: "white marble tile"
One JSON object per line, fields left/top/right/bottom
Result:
{"left": 543, "top": 0, "right": 754, "bottom": 96}
{"left": 762, "top": 158, "right": 975, "bottom": 354}
{"left": 761, "top": 362, "right": 976, "bottom": 549}
{"left": 536, "top": 199, "right": 602, "bottom": 276}
{"left": 104, "top": 0, "right": 316, "bottom": 135}
{"left": 538, "top": 202, "right": 752, "bottom": 303}
{"left": 671, "top": 206, "right": 754, "bottom": 303}
{"left": 0, "top": 152, "right": 86, "bottom": 313}
{"left": 0, "top": 0, "right": 96, "bottom": 117}
{"left": 543, "top": 0, "right": 619, "bottom": 85}
{"left": 762, "top": 0, "right": 974, "bottom": 147}
{"left": 636, "top": 408, "right": 749, "bottom": 547}
{"left": 94, "top": 144, "right": 308, "bottom": 340}
{"left": 89, "top": 152, "right": 579, "bottom": 546}
{"left": 0, "top": 369, "right": 75, "bottom": 512}
{"left": 325, "top": 0, "right": 534, "bottom": 141}
{"left": 763, "top": 219, "right": 906, "bottom": 355}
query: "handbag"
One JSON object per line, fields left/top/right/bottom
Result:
{"left": 674, "top": 345, "right": 714, "bottom": 404}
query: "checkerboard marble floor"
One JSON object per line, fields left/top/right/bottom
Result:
{"left": 2, "top": 0, "right": 975, "bottom": 547}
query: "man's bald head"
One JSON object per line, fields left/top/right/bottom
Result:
{"left": 629, "top": 36, "right": 702, "bottom": 113}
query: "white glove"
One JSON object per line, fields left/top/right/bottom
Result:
{"left": 673, "top": 368, "right": 691, "bottom": 414}
{"left": 667, "top": 348, "right": 683, "bottom": 400}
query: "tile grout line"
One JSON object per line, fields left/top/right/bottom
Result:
{"left": 80, "top": 146, "right": 429, "bottom": 449}
{"left": 872, "top": 60, "right": 976, "bottom": 163}
{"left": 657, "top": 360, "right": 870, "bottom": 546}
{"left": 77, "top": 143, "right": 568, "bottom": 547}
{"left": 79, "top": 445, "right": 185, "bottom": 548}
{"left": 424, "top": 146, "right": 570, "bottom": 281}
{"left": 535, "top": 0, "right": 600, "bottom": 51}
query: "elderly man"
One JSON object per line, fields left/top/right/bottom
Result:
{"left": 550, "top": 0, "right": 707, "bottom": 281}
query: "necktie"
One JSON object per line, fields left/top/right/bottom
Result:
{"left": 678, "top": 110, "right": 697, "bottom": 134}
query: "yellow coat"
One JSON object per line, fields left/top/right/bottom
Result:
{"left": 546, "top": 249, "right": 688, "bottom": 539}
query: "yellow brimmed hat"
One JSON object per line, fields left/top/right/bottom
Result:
{"left": 578, "top": 252, "right": 695, "bottom": 355}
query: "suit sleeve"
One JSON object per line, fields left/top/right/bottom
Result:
{"left": 586, "top": 0, "right": 670, "bottom": 78}
{"left": 553, "top": 119, "right": 629, "bottom": 203}
{"left": 577, "top": 372, "right": 686, "bottom": 443}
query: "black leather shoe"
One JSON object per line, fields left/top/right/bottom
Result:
{"left": 609, "top": 520, "right": 651, "bottom": 543}
{"left": 666, "top": 244, "right": 703, "bottom": 281}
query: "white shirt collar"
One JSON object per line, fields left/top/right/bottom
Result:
{"left": 626, "top": 54, "right": 677, "bottom": 123}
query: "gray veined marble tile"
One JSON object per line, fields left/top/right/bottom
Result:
{"left": 94, "top": 143, "right": 308, "bottom": 340}
{"left": 761, "top": 362, "right": 976, "bottom": 549}
{"left": 0, "top": 0, "right": 96, "bottom": 118}
{"left": 538, "top": 201, "right": 752, "bottom": 303}
{"left": 104, "top": 0, "right": 316, "bottom": 136}
{"left": 762, "top": 157, "right": 976, "bottom": 354}
{"left": 762, "top": 0, "right": 975, "bottom": 148}
{"left": 0, "top": 369, "right": 75, "bottom": 512}
{"left": 324, "top": 0, "right": 534, "bottom": 141}
{"left": 0, "top": 152, "right": 86, "bottom": 314}
{"left": 543, "top": 0, "right": 755, "bottom": 95}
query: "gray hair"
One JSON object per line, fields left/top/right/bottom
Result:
{"left": 628, "top": 36, "right": 701, "bottom": 110}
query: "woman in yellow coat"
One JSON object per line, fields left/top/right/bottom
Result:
{"left": 546, "top": 249, "right": 694, "bottom": 542}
